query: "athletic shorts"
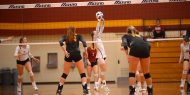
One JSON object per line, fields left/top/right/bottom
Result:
{"left": 184, "top": 59, "right": 189, "bottom": 62}
{"left": 96, "top": 58, "right": 106, "bottom": 64}
{"left": 65, "top": 51, "right": 82, "bottom": 62}
{"left": 129, "top": 45, "right": 150, "bottom": 58}
{"left": 88, "top": 62, "right": 97, "bottom": 67}
{"left": 17, "top": 58, "right": 30, "bottom": 65}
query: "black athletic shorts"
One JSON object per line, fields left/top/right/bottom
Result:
{"left": 17, "top": 58, "right": 30, "bottom": 65}
{"left": 129, "top": 45, "right": 150, "bottom": 58}
{"left": 184, "top": 59, "right": 189, "bottom": 62}
{"left": 65, "top": 51, "right": 82, "bottom": 62}
{"left": 88, "top": 62, "right": 97, "bottom": 67}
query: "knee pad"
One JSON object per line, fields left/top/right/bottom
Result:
{"left": 129, "top": 72, "right": 136, "bottom": 78}
{"left": 144, "top": 73, "right": 151, "bottom": 79}
{"left": 80, "top": 73, "right": 86, "bottom": 78}
{"left": 29, "top": 71, "right": 34, "bottom": 77}
{"left": 94, "top": 73, "right": 98, "bottom": 77}
{"left": 183, "top": 70, "right": 188, "bottom": 74}
{"left": 61, "top": 73, "right": 68, "bottom": 79}
{"left": 100, "top": 72, "right": 105, "bottom": 76}
{"left": 188, "top": 69, "right": 190, "bottom": 74}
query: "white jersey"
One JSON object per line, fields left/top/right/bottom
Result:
{"left": 14, "top": 45, "right": 31, "bottom": 61}
{"left": 93, "top": 20, "right": 106, "bottom": 58}
{"left": 179, "top": 43, "right": 190, "bottom": 62}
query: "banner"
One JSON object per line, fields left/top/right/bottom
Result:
{"left": 0, "top": 0, "right": 188, "bottom": 9}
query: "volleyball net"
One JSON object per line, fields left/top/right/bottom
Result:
{"left": 0, "top": 37, "right": 183, "bottom": 46}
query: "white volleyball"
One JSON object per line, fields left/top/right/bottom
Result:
{"left": 96, "top": 11, "right": 103, "bottom": 19}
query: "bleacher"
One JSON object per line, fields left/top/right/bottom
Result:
{"left": 150, "top": 40, "right": 182, "bottom": 82}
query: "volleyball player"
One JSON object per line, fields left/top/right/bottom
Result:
{"left": 184, "top": 27, "right": 190, "bottom": 93}
{"left": 92, "top": 16, "right": 110, "bottom": 91}
{"left": 56, "top": 27, "right": 89, "bottom": 95}
{"left": 14, "top": 37, "right": 39, "bottom": 92}
{"left": 86, "top": 40, "right": 99, "bottom": 90}
{"left": 121, "top": 26, "right": 153, "bottom": 95}
{"left": 179, "top": 37, "right": 190, "bottom": 93}
{"left": 134, "top": 32, "right": 147, "bottom": 92}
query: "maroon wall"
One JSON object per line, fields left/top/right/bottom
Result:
{"left": 0, "top": 1, "right": 189, "bottom": 35}
{"left": 0, "top": 2, "right": 190, "bottom": 23}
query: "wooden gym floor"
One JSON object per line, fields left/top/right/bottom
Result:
{"left": 0, "top": 82, "right": 187, "bottom": 95}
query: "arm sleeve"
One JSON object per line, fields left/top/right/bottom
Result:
{"left": 79, "top": 35, "right": 87, "bottom": 47}
{"left": 59, "top": 35, "right": 66, "bottom": 47}
{"left": 121, "top": 36, "right": 128, "bottom": 50}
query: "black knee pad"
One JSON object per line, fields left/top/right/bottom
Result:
{"left": 129, "top": 72, "right": 136, "bottom": 78}
{"left": 144, "top": 73, "right": 151, "bottom": 79}
{"left": 80, "top": 73, "right": 86, "bottom": 78}
{"left": 61, "top": 73, "right": 68, "bottom": 79}
{"left": 188, "top": 69, "right": 190, "bottom": 74}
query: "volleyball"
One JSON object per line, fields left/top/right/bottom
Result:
{"left": 96, "top": 11, "right": 103, "bottom": 19}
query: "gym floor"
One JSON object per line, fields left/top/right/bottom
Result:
{"left": 0, "top": 82, "right": 184, "bottom": 95}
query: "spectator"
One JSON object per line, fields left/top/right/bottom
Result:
{"left": 153, "top": 19, "right": 165, "bottom": 39}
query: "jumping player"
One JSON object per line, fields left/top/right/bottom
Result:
{"left": 92, "top": 13, "right": 110, "bottom": 91}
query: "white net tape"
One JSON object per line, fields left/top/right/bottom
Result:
{"left": 0, "top": 38, "right": 183, "bottom": 46}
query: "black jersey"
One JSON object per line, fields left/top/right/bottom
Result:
{"left": 121, "top": 35, "right": 150, "bottom": 58}
{"left": 59, "top": 34, "right": 87, "bottom": 52}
